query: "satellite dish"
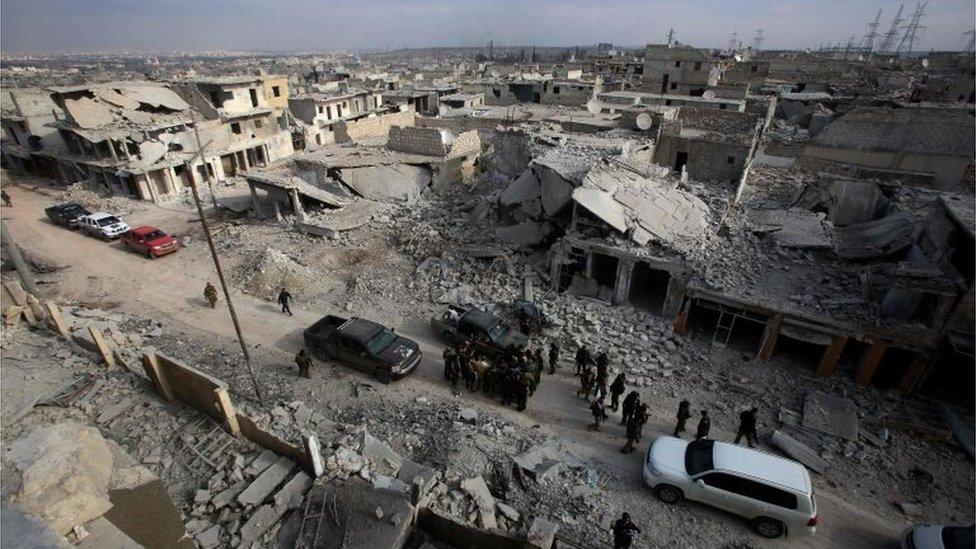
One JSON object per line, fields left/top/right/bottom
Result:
{"left": 921, "top": 58, "right": 930, "bottom": 68}
{"left": 636, "top": 112, "right": 654, "bottom": 131}
{"left": 586, "top": 99, "right": 601, "bottom": 114}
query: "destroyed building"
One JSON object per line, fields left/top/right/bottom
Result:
{"left": 0, "top": 88, "right": 65, "bottom": 179}
{"left": 289, "top": 89, "right": 386, "bottom": 146}
{"left": 799, "top": 106, "right": 976, "bottom": 191}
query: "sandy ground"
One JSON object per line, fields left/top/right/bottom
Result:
{"left": 0, "top": 179, "right": 917, "bottom": 548}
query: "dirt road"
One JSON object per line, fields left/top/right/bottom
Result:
{"left": 2, "top": 181, "right": 905, "bottom": 547}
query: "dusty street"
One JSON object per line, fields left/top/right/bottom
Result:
{"left": 0, "top": 177, "right": 925, "bottom": 548}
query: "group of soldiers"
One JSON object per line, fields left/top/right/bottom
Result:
{"left": 672, "top": 400, "right": 760, "bottom": 447}
{"left": 571, "top": 344, "right": 650, "bottom": 453}
{"left": 442, "top": 337, "right": 559, "bottom": 412}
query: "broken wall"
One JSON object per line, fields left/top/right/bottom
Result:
{"left": 387, "top": 125, "right": 451, "bottom": 156}
{"left": 655, "top": 136, "right": 749, "bottom": 182}
{"left": 342, "top": 110, "right": 416, "bottom": 142}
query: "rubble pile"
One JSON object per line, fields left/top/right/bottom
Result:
{"left": 239, "top": 247, "right": 318, "bottom": 300}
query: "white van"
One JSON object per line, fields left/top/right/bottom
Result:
{"left": 643, "top": 437, "right": 817, "bottom": 538}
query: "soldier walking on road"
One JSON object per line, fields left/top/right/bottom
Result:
{"left": 295, "top": 348, "right": 313, "bottom": 378}
{"left": 443, "top": 346, "right": 457, "bottom": 383}
{"left": 695, "top": 410, "right": 711, "bottom": 440}
{"left": 516, "top": 374, "right": 530, "bottom": 411}
{"left": 278, "top": 288, "right": 294, "bottom": 316}
{"left": 609, "top": 373, "right": 626, "bottom": 412}
{"left": 590, "top": 398, "right": 607, "bottom": 431}
{"left": 1, "top": 190, "right": 11, "bottom": 207}
{"left": 621, "top": 390, "right": 640, "bottom": 426}
{"left": 548, "top": 341, "right": 560, "bottom": 374}
{"left": 596, "top": 352, "right": 609, "bottom": 382}
{"left": 735, "top": 406, "right": 759, "bottom": 447}
{"left": 635, "top": 403, "right": 649, "bottom": 442}
{"left": 612, "top": 512, "right": 641, "bottom": 549}
{"left": 673, "top": 400, "right": 691, "bottom": 437}
{"left": 577, "top": 364, "right": 595, "bottom": 398}
{"left": 575, "top": 345, "right": 590, "bottom": 376}
{"left": 204, "top": 282, "right": 218, "bottom": 308}
{"left": 621, "top": 407, "right": 643, "bottom": 453}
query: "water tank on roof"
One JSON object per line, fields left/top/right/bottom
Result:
{"left": 635, "top": 112, "right": 654, "bottom": 131}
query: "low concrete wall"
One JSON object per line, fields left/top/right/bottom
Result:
{"left": 142, "top": 353, "right": 240, "bottom": 436}
{"left": 236, "top": 412, "right": 310, "bottom": 471}
{"left": 387, "top": 126, "right": 450, "bottom": 156}
{"left": 342, "top": 110, "right": 416, "bottom": 142}
{"left": 417, "top": 508, "right": 523, "bottom": 549}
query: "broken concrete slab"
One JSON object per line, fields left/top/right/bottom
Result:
{"left": 802, "top": 391, "right": 859, "bottom": 441}
{"left": 499, "top": 168, "right": 541, "bottom": 206}
{"left": 833, "top": 212, "right": 915, "bottom": 259}
{"left": 96, "top": 398, "right": 134, "bottom": 424}
{"left": 237, "top": 456, "right": 295, "bottom": 506}
{"left": 360, "top": 431, "right": 403, "bottom": 476}
{"left": 340, "top": 164, "right": 429, "bottom": 201}
{"left": 211, "top": 481, "right": 247, "bottom": 510}
{"left": 238, "top": 504, "right": 281, "bottom": 546}
{"left": 244, "top": 449, "right": 278, "bottom": 477}
{"left": 63, "top": 97, "right": 115, "bottom": 129}
{"left": 272, "top": 472, "right": 312, "bottom": 510}
{"left": 771, "top": 430, "right": 829, "bottom": 475}
{"left": 513, "top": 441, "right": 584, "bottom": 483}
{"left": 194, "top": 524, "right": 221, "bottom": 549}
{"left": 313, "top": 481, "right": 415, "bottom": 548}
{"left": 495, "top": 221, "right": 551, "bottom": 248}
{"left": 396, "top": 459, "right": 437, "bottom": 496}
{"left": 495, "top": 502, "right": 520, "bottom": 522}
{"left": 460, "top": 476, "right": 495, "bottom": 511}
{"left": 526, "top": 517, "right": 559, "bottom": 549}
{"left": 748, "top": 208, "right": 830, "bottom": 249}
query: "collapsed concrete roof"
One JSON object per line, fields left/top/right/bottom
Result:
{"left": 572, "top": 164, "right": 711, "bottom": 253}
{"left": 51, "top": 82, "right": 193, "bottom": 136}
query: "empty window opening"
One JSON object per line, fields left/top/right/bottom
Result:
{"left": 590, "top": 253, "right": 619, "bottom": 290}
{"left": 948, "top": 231, "right": 975, "bottom": 286}
{"left": 628, "top": 262, "right": 671, "bottom": 314}
{"left": 751, "top": 65, "right": 759, "bottom": 72}
{"left": 231, "top": 122, "right": 242, "bottom": 135}
{"left": 670, "top": 83, "right": 678, "bottom": 90}
{"left": 272, "top": 85, "right": 281, "bottom": 97}
{"left": 674, "top": 61, "right": 681, "bottom": 68}
{"left": 674, "top": 151, "right": 689, "bottom": 173}
{"left": 727, "top": 156, "right": 736, "bottom": 164}
{"left": 209, "top": 91, "right": 223, "bottom": 108}
{"left": 249, "top": 88, "right": 259, "bottom": 108}
{"left": 694, "top": 61, "right": 702, "bottom": 70}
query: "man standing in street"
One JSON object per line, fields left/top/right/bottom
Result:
{"left": 621, "top": 390, "right": 640, "bottom": 426}
{"left": 612, "top": 512, "right": 641, "bottom": 549}
{"left": 295, "top": 348, "right": 313, "bottom": 378}
{"left": 695, "top": 409, "right": 711, "bottom": 440}
{"left": 278, "top": 288, "right": 294, "bottom": 316}
{"left": 609, "top": 372, "right": 626, "bottom": 412}
{"left": 735, "top": 406, "right": 759, "bottom": 447}
{"left": 590, "top": 398, "right": 607, "bottom": 431}
{"left": 204, "top": 282, "right": 218, "bottom": 309}
{"left": 548, "top": 341, "right": 560, "bottom": 374}
{"left": 673, "top": 400, "right": 691, "bottom": 437}
{"left": 575, "top": 344, "right": 590, "bottom": 376}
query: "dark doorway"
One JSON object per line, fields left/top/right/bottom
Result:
{"left": 687, "top": 300, "right": 768, "bottom": 354}
{"left": 590, "top": 253, "right": 619, "bottom": 291}
{"left": 871, "top": 347, "right": 916, "bottom": 390}
{"left": 674, "top": 151, "right": 689, "bottom": 173}
{"left": 249, "top": 88, "right": 259, "bottom": 108}
{"left": 221, "top": 154, "right": 236, "bottom": 177}
{"left": 557, "top": 247, "right": 587, "bottom": 291}
{"left": 920, "top": 348, "right": 975, "bottom": 412}
{"left": 773, "top": 328, "right": 831, "bottom": 374}
{"left": 660, "top": 74, "right": 670, "bottom": 94}
{"left": 628, "top": 262, "right": 670, "bottom": 314}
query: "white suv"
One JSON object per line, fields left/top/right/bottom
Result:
{"left": 78, "top": 212, "right": 130, "bottom": 240}
{"left": 643, "top": 437, "right": 817, "bottom": 539}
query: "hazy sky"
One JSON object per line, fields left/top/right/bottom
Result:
{"left": 2, "top": 0, "right": 974, "bottom": 53}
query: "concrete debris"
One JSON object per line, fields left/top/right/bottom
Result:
{"left": 802, "top": 391, "right": 859, "bottom": 441}
{"left": 2, "top": 422, "right": 114, "bottom": 535}
{"left": 237, "top": 456, "right": 295, "bottom": 506}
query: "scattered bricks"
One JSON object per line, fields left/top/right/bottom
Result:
{"left": 195, "top": 525, "right": 221, "bottom": 549}
{"left": 238, "top": 504, "right": 281, "bottom": 547}
{"left": 495, "top": 502, "right": 520, "bottom": 522}
{"left": 96, "top": 398, "right": 133, "bottom": 424}
{"left": 460, "top": 477, "right": 495, "bottom": 511}
{"left": 26, "top": 294, "right": 47, "bottom": 322}
{"left": 237, "top": 456, "right": 294, "bottom": 506}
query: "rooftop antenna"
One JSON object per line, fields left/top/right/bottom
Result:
{"left": 878, "top": 4, "right": 904, "bottom": 54}
{"left": 727, "top": 31, "right": 739, "bottom": 54}
{"left": 843, "top": 35, "right": 855, "bottom": 60}
{"left": 895, "top": 1, "right": 928, "bottom": 56}
{"left": 860, "top": 8, "right": 883, "bottom": 55}
{"left": 488, "top": 39, "right": 494, "bottom": 60}
{"left": 752, "top": 29, "right": 765, "bottom": 51}
{"left": 667, "top": 27, "right": 676, "bottom": 47}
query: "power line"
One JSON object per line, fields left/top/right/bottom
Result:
{"left": 895, "top": 1, "right": 928, "bottom": 56}
{"left": 860, "top": 8, "right": 883, "bottom": 54}
{"left": 878, "top": 4, "right": 904, "bottom": 54}
{"left": 752, "top": 29, "right": 764, "bottom": 51}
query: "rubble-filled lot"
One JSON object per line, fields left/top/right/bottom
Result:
{"left": 2, "top": 172, "right": 973, "bottom": 548}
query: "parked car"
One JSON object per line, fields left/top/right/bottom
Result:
{"left": 122, "top": 226, "right": 179, "bottom": 258}
{"left": 78, "top": 212, "right": 130, "bottom": 240}
{"left": 303, "top": 315, "right": 421, "bottom": 382}
{"left": 430, "top": 305, "right": 528, "bottom": 355}
{"left": 45, "top": 202, "right": 90, "bottom": 228}
{"left": 902, "top": 524, "right": 974, "bottom": 549}
{"left": 643, "top": 437, "right": 817, "bottom": 539}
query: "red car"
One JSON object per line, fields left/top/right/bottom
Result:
{"left": 122, "top": 226, "right": 179, "bottom": 258}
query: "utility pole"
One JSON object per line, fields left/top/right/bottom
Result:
{"left": 192, "top": 124, "right": 220, "bottom": 211}
{"left": 727, "top": 31, "right": 739, "bottom": 55}
{"left": 0, "top": 220, "right": 38, "bottom": 295}
{"left": 895, "top": 1, "right": 928, "bottom": 57}
{"left": 667, "top": 27, "right": 676, "bottom": 48}
{"left": 752, "top": 29, "right": 764, "bottom": 51}
{"left": 186, "top": 119, "right": 264, "bottom": 406}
